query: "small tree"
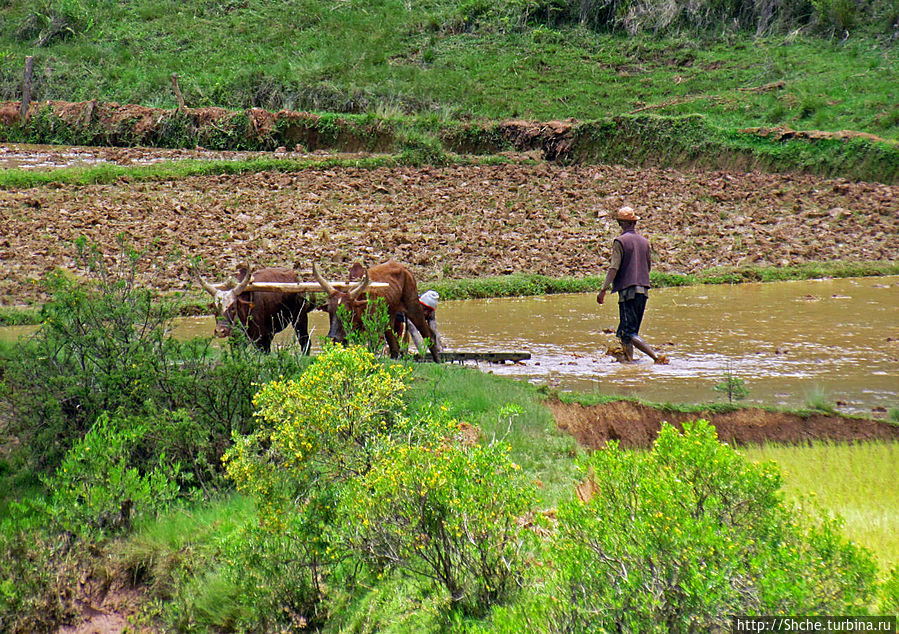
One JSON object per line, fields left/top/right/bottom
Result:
{"left": 714, "top": 364, "right": 749, "bottom": 403}
{"left": 38, "top": 411, "right": 181, "bottom": 538}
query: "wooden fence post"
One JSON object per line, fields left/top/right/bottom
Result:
{"left": 171, "top": 73, "right": 186, "bottom": 111}
{"left": 20, "top": 56, "right": 34, "bottom": 121}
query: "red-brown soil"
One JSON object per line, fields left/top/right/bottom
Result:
{"left": 549, "top": 399, "right": 899, "bottom": 450}
{"left": 1, "top": 155, "right": 896, "bottom": 306}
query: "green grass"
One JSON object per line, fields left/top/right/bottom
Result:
{"left": 404, "top": 361, "right": 580, "bottom": 507}
{"left": 804, "top": 385, "right": 838, "bottom": 414}
{"left": 743, "top": 442, "right": 899, "bottom": 572}
{"left": 427, "top": 261, "right": 899, "bottom": 300}
{"left": 114, "top": 495, "right": 254, "bottom": 629}
{"left": 2, "top": 2, "right": 898, "bottom": 182}
{"left": 1, "top": 1, "right": 896, "bottom": 140}
{"left": 0, "top": 151, "right": 525, "bottom": 190}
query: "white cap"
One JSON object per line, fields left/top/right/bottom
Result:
{"left": 419, "top": 290, "right": 439, "bottom": 309}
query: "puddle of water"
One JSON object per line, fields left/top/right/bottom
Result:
{"left": 2, "top": 277, "right": 897, "bottom": 414}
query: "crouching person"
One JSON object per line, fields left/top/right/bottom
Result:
{"left": 396, "top": 290, "right": 442, "bottom": 354}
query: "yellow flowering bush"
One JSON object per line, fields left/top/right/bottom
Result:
{"left": 222, "top": 344, "right": 537, "bottom": 626}
{"left": 225, "top": 343, "right": 411, "bottom": 527}
{"left": 550, "top": 420, "right": 878, "bottom": 633}
{"left": 220, "top": 344, "right": 421, "bottom": 629}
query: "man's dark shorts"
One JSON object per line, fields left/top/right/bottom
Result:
{"left": 617, "top": 294, "right": 647, "bottom": 344}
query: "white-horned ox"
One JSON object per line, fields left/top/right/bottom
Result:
{"left": 312, "top": 260, "right": 441, "bottom": 362}
{"left": 193, "top": 264, "right": 313, "bottom": 353}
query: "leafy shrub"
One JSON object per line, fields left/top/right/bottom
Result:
{"left": 342, "top": 435, "right": 535, "bottom": 616}
{"left": 5, "top": 238, "right": 181, "bottom": 469}
{"left": 38, "top": 411, "right": 181, "bottom": 538}
{"left": 226, "top": 343, "right": 411, "bottom": 508}
{"left": 0, "top": 405, "right": 182, "bottom": 631}
{"left": 222, "top": 495, "right": 345, "bottom": 630}
{"left": 340, "top": 296, "right": 391, "bottom": 355}
{"left": 223, "top": 345, "right": 537, "bottom": 626}
{"left": 3, "top": 238, "right": 309, "bottom": 482}
{"left": 549, "top": 420, "right": 878, "bottom": 632}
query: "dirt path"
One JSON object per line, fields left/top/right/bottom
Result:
{"left": 549, "top": 399, "right": 899, "bottom": 450}
{"left": 1, "top": 157, "right": 897, "bottom": 306}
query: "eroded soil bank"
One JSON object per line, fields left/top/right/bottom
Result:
{"left": 3, "top": 100, "right": 898, "bottom": 182}
{"left": 1, "top": 156, "right": 896, "bottom": 306}
{"left": 549, "top": 399, "right": 899, "bottom": 449}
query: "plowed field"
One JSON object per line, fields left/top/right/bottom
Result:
{"left": 1, "top": 151, "right": 897, "bottom": 306}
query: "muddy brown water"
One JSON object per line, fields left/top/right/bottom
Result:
{"left": 2, "top": 277, "right": 896, "bottom": 415}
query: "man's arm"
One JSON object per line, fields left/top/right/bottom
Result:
{"left": 596, "top": 268, "right": 617, "bottom": 305}
{"left": 596, "top": 241, "right": 623, "bottom": 305}
{"left": 408, "top": 316, "right": 442, "bottom": 353}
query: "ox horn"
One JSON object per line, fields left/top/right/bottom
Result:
{"left": 232, "top": 263, "right": 254, "bottom": 295}
{"left": 192, "top": 263, "right": 222, "bottom": 297}
{"left": 312, "top": 262, "right": 337, "bottom": 295}
{"left": 348, "top": 271, "right": 371, "bottom": 301}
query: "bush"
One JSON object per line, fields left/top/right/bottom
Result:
{"left": 549, "top": 420, "right": 878, "bottom": 632}
{"left": 3, "top": 239, "right": 309, "bottom": 483}
{"left": 38, "top": 411, "right": 181, "bottom": 538}
{"left": 5, "top": 239, "right": 180, "bottom": 470}
{"left": 222, "top": 344, "right": 412, "bottom": 627}
{"left": 0, "top": 406, "right": 181, "bottom": 631}
{"left": 340, "top": 296, "right": 391, "bottom": 355}
{"left": 223, "top": 345, "right": 538, "bottom": 626}
{"left": 341, "top": 435, "right": 536, "bottom": 616}
{"left": 226, "top": 343, "right": 412, "bottom": 508}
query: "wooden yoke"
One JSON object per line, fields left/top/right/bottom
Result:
{"left": 244, "top": 281, "right": 390, "bottom": 293}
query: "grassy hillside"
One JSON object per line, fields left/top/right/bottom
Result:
{"left": 0, "top": 0, "right": 897, "bottom": 140}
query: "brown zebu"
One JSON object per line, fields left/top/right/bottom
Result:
{"left": 194, "top": 265, "right": 313, "bottom": 353}
{"left": 312, "top": 260, "right": 440, "bottom": 362}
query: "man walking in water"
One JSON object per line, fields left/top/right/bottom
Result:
{"left": 596, "top": 206, "right": 668, "bottom": 364}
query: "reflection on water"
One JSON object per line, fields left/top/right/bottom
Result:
{"left": 3, "top": 277, "right": 897, "bottom": 414}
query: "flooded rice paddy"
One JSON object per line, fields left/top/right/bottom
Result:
{"left": 2, "top": 277, "right": 896, "bottom": 415}
{"left": 0, "top": 143, "right": 349, "bottom": 170}
{"left": 442, "top": 276, "right": 897, "bottom": 415}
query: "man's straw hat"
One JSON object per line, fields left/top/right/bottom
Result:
{"left": 615, "top": 206, "right": 640, "bottom": 222}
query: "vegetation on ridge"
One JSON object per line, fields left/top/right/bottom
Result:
{"left": 0, "top": 0, "right": 897, "bottom": 141}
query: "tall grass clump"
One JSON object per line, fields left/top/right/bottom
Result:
{"left": 460, "top": 0, "right": 894, "bottom": 36}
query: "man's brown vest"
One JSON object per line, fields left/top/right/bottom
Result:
{"left": 612, "top": 231, "right": 651, "bottom": 293}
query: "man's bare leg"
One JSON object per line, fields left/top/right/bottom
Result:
{"left": 631, "top": 335, "right": 669, "bottom": 364}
